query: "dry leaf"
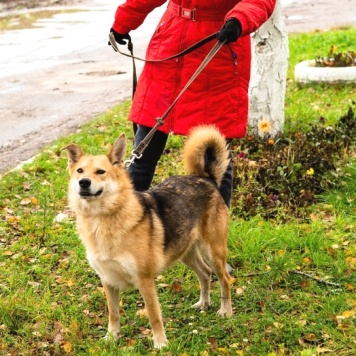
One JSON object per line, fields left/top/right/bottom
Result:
{"left": 340, "top": 310, "right": 355, "bottom": 318}
{"left": 302, "top": 257, "right": 312, "bottom": 265}
{"left": 6, "top": 216, "right": 19, "bottom": 223}
{"left": 273, "top": 322, "right": 284, "bottom": 329}
{"left": 236, "top": 287, "right": 245, "bottom": 296}
{"left": 310, "top": 212, "right": 319, "bottom": 221}
{"left": 229, "top": 277, "right": 237, "bottom": 284}
{"left": 2, "top": 251, "right": 13, "bottom": 256}
{"left": 346, "top": 257, "right": 356, "bottom": 270}
{"left": 207, "top": 336, "right": 218, "bottom": 349}
{"left": 126, "top": 339, "right": 136, "bottom": 347}
{"left": 295, "top": 319, "right": 307, "bottom": 327}
{"left": 61, "top": 341, "right": 72, "bottom": 353}
{"left": 20, "top": 198, "right": 32, "bottom": 205}
{"left": 169, "top": 282, "right": 182, "bottom": 293}
{"left": 136, "top": 308, "right": 148, "bottom": 318}
{"left": 346, "top": 283, "right": 354, "bottom": 291}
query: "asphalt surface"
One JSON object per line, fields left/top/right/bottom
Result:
{"left": 0, "top": 0, "right": 355, "bottom": 174}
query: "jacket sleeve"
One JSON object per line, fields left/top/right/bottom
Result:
{"left": 112, "top": 0, "right": 167, "bottom": 34}
{"left": 225, "top": 0, "right": 276, "bottom": 36}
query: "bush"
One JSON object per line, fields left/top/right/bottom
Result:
{"left": 231, "top": 104, "right": 356, "bottom": 220}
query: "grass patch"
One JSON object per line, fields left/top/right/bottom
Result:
{"left": 285, "top": 26, "right": 356, "bottom": 133}
{"left": 1, "top": 29, "right": 356, "bottom": 355}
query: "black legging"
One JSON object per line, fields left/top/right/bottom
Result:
{"left": 128, "top": 125, "right": 233, "bottom": 207}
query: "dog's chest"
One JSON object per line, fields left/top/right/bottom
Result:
{"left": 87, "top": 251, "right": 137, "bottom": 289}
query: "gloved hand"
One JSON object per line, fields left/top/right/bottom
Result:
{"left": 217, "top": 18, "right": 242, "bottom": 44}
{"left": 109, "top": 27, "right": 131, "bottom": 45}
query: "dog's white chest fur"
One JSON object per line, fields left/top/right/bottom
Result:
{"left": 87, "top": 251, "right": 137, "bottom": 290}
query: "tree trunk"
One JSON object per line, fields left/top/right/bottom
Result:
{"left": 248, "top": 0, "right": 289, "bottom": 138}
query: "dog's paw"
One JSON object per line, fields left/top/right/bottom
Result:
{"left": 217, "top": 307, "right": 233, "bottom": 317}
{"left": 104, "top": 330, "right": 120, "bottom": 342}
{"left": 153, "top": 334, "right": 168, "bottom": 349}
{"left": 191, "top": 299, "right": 210, "bottom": 310}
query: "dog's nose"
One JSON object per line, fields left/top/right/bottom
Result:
{"left": 79, "top": 178, "right": 91, "bottom": 189}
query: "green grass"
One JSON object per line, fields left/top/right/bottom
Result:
{"left": 285, "top": 27, "right": 356, "bottom": 133}
{"left": 1, "top": 28, "right": 356, "bottom": 355}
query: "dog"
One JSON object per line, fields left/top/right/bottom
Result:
{"left": 62, "top": 125, "right": 232, "bottom": 349}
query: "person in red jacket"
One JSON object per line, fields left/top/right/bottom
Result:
{"left": 110, "top": 0, "right": 276, "bottom": 207}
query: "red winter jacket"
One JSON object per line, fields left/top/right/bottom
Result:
{"left": 113, "top": 0, "right": 276, "bottom": 139}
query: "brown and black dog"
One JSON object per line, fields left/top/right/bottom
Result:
{"left": 63, "top": 125, "right": 232, "bottom": 349}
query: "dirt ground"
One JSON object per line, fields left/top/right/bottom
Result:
{"left": 0, "top": 0, "right": 355, "bottom": 174}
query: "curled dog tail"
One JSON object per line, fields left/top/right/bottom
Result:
{"left": 182, "top": 125, "right": 230, "bottom": 188}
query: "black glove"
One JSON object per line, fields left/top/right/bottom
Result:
{"left": 217, "top": 18, "right": 242, "bottom": 44}
{"left": 109, "top": 27, "right": 131, "bottom": 45}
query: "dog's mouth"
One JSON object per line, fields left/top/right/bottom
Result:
{"left": 79, "top": 189, "right": 103, "bottom": 198}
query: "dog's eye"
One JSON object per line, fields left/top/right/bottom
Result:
{"left": 77, "top": 168, "right": 83, "bottom": 173}
{"left": 96, "top": 169, "right": 106, "bottom": 175}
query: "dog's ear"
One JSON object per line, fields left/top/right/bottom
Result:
{"left": 107, "top": 134, "right": 127, "bottom": 165}
{"left": 62, "top": 144, "right": 85, "bottom": 168}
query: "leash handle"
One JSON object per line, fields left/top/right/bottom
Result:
{"left": 109, "top": 32, "right": 218, "bottom": 63}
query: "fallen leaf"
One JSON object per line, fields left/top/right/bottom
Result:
{"left": 207, "top": 336, "right": 218, "bottom": 349}
{"left": 169, "top": 282, "right": 182, "bottom": 293}
{"left": 2, "top": 251, "right": 13, "bottom": 256}
{"left": 346, "top": 283, "right": 354, "bottom": 291}
{"left": 346, "top": 257, "right": 356, "bottom": 270}
{"left": 305, "top": 333, "right": 316, "bottom": 341}
{"left": 136, "top": 308, "right": 148, "bottom": 318}
{"left": 61, "top": 341, "right": 72, "bottom": 353}
{"left": 20, "top": 198, "right": 32, "bottom": 205}
{"left": 295, "top": 319, "right": 307, "bottom": 327}
{"left": 340, "top": 310, "right": 355, "bottom": 318}
{"left": 310, "top": 213, "right": 318, "bottom": 221}
{"left": 6, "top": 216, "right": 19, "bottom": 223}
{"left": 23, "top": 182, "right": 31, "bottom": 191}
{"left": 28, "top": 281, "right": 41, "bottom": 288}
{"left": 229, "top": 277, "right": 237, "bottom": 284}
{"left": 236, "top": 287, "right": 245, "bottom": 296}
{"left": 302, "top": 257, "right": 312, "bottom": 265}
{"left": 273, "top": 322, "right": 284, "bottom": 329}
{"left": 126, "top": 339, "right": 136, "bottom": 347}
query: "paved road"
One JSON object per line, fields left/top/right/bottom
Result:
{"left": 0, "top": 0, "right": 165, "bottom": 173}
{"left": 0, "top": 0, "right": 355, "bottom": 174}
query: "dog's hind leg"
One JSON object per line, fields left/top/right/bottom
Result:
{"left": 102, "top": 282, "right": 121, "bottom": 340}
{"left": 137, "top": 277, "right": 168, "bottom": 349}
{"left": 207, "top": 256, "right": 232, "bottom": 317}
{"left": 182, "top": 246, "right": 212, "bottom": 310}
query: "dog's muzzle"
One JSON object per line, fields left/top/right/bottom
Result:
{"left": 78, "top": 178, "right": 103, "bottom": 198}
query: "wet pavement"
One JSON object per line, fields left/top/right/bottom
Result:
{"left": 0, "top": 0, "right": 355, "bottom": 173}
{"left": 0, "top": 0, "right": 165, "bottom": 172}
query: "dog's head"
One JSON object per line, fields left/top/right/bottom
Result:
{"left": 62, "top": 134, "right": 128, "bottom": 207}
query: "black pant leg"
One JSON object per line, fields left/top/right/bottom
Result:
{"left": 128, "top": 125, "right": 168, "bottom": 191}
{"left": 218, "top": 141, "right": 233, "bottom": 208}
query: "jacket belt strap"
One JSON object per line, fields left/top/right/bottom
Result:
{"left": 168, "top": 2, "right": 227, "bottom": 22}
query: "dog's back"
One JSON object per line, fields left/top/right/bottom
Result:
{"left": 138, "top": 125, "right": 230, "bottom": 261}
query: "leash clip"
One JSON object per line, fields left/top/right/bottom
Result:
{"left": 124, "top": 149, "right": 142, "bottom": 168}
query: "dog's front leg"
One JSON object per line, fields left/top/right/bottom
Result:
{"left": 138, "top": 277, "right": 168, "bottom": 349}
{"left": 102, "top": 281, "right": 121, "bottom": 340}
